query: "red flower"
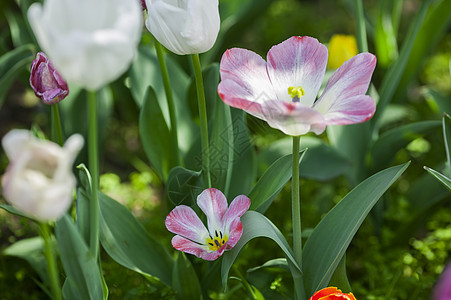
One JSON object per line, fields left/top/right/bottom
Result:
{"left": 309, "top": 287, "right": 356, "bottom": 300}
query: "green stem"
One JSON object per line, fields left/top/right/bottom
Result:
{"left": 191, "top": 54, "right": 211, "bottom": 188}
{"left": 51, "top": 104, "right": 64, "bottom": 146}
{"left": 292, "top": 136, "right": 302, "bottom": 264}
{"left": 39, "top": 223, "right": 61, "bottom": 300}
{"left": 154, "top": 38, "right": 181, "bottom": 166}
{"left": 354, "top": 0, "right": 368, "bottom": 52}
{"left": 88, "top": 90, "right": 99, "bottom": 259}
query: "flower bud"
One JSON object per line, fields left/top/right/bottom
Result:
{"left": 1, "top": 130, "right": 84, "bottom": 221}
{"left": 327, "top": 34, "right": 358, "bottom": 69}
{"left": 145, "top": 0, "right": 220, "bottom": 55}
{"left": 30, "top": 52, "right": 69, "bottom": 105}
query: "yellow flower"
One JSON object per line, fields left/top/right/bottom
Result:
{"left": 327, "top": 34, "right": 358, "bottom": 69}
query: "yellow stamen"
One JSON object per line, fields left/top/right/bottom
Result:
{"left": 288, "top": 86, "right": 305, "bottom": 102}
{"left": 206, "top": 234, "right": 228, "bottom": 251}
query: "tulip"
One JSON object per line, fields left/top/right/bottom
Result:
{"left": 145, "top": 0, "right": 220, "bottom": 55}
{"left": 327, "top": 34, "right": 358, "bottom": 69}
{"left": 1, "top": 130, "right": 83, "bottom": 221}
{"left": 218, "top": 36, "right": 376, "bottom": 136}
{"left": 165, "top": 188, "right": 250, "bottom": 261}
{"left": 309, "top": 287, "right": 356, "bottom": 300}
{"left": 30, "top": 52, "right": 69, "bottom": 105}
{"left": 27, "top": 0, "right": 142, "bottom": 91}
{"left": 434, "top": 263, "right": 451, "bottom": 300}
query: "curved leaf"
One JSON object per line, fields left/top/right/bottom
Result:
{"left": 221, "top": 211, "right": 301, "bottom": 288}
{"left": 172, "top": 253, "right": 202, "bottom": 300}
{"left": 302, "top": 162, "right": 410, "bottom": 297}
{"left": 99, "top": 192, "right": 173, "bottom": 286}
{"left": 166, "top": 166, "right": 203, "bottom": 208}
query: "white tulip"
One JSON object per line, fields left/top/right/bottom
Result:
{"left": 145, "top": 0, "right": 220, "bottom": 55}
{"left": 28, "top": 0, "right": 143, "bottom": 91}
{"left": 1, "top": 130, "right": 84, "bottom": 221}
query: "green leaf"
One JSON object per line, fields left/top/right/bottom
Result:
{"left": 258, "top": 137, "right": 351, "bottom": 181}
{"left": 424, "top": 88, "right": 451, "bottom": 116}
{"left": 139, "top": 86, "right": 179, "bottom": 181}
{"left": 172, "top": 253, "right": 202, "bottom": 300}
{"left": 0, "top": 44, "right": 35, "bottom": 108}
{"left": 0, "top": 203, "right": 35, "bottom": 220}
{"left": 3, "top": 237, "right": 48, "bottom": 283}
{"left": 75, "top": 164, "right": 92, "bottom": 244}
{"left": 209, "top": 100, "right": 234, "bottom": 196}
{"left": 302, "top": 162, "right": 410, "bottom": 297}
{"left": 249, "top": 151, "right": 304, "bottom": 213}
{"left": 370, "top": 121, "right": 440, "bottom": 171}
{"left": 166, "top": 166, "right": 203, "bottom": 208}
{"left": 371, "top": 0, "right": 432, "bottom": 132}
{"left": 424, "top": 166, "right": 451, "bottom": 192}
{"left": 442, "top": 114, "right": 451, "bottom": 176}
{"left": 98, "top": 192, "right": 173, "bottom": 286}
{"left": 374, "top": 0, "right": 399, "bottom": 67}
{"left": 221, "top": 211, "right": 301, "bottom": 288}
{"left": 55, "top": 215, "right": 104, "bottom": 300}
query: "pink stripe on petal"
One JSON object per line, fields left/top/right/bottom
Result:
{"left": 314, "top": 52, "right": 376, "bottom": 115}
{"left": 225, "top": 218, "right": 243, "bottom": 249}
{"left": 197, "top": 188, "right": 228, "bottom": 233}
{"left": 219, "top": 48, "right": 276, "bottom": 104}
{"left": 323, "top": 95, "right": 376, "bottom": 125}
{"left": 171, "top": 235, "right": 209, "bottom": 258}
{"left": 260, "top": 100, "right": 326, "bottom": 136}
{"left": 267, "top": 36, "right": 328, "bottom": 107}
{"left": 224, "top": 195, "right": 250, "bottom": 230}
{"left": 218, "top": 80, "right": 265, "bottom": 119}
{"left": 165, "top": 205, "right": 209, "bottom": 244}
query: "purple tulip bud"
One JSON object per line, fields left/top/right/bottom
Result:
{"left": 30, "top": 52, "right": 69, "bottom": 105}
{"left": 434, "top": 264, "right": 451, "bottom": 300}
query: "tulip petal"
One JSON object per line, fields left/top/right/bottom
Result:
{"left": 320, "top": 94, "right": 375, "bottom": 125}
{"left": 314, "top": 52, "right": 376, "bottom": 116}
{"left": 260, "top": 100, "right": 326, "bottom": 136}
{"left": 1, "top": 130, "right": 32, "bottom": 161}
{"left": 197, "top": 188, "right": 228, "bottom": 235}
{"left": 171, "top": 235, "right": 225, "bottom": 261}
{"left": 266, "top": 36, "right": 328, "bottom": 107}
{"left": 165, "top": 205, "right": 210, "bottom": 244}
{"left": 218, "top": 48, "right": 277, "bottom": 111}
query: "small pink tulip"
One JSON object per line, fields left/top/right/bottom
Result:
{"left": 30, "top": 52, "right": 68, "bottom": 105}
{"left": 165, "top": 188, "right": 250, "bottom": 261}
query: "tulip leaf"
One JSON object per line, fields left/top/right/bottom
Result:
{"left": 3, "top": 237, "right": 48, "bottom": 284}
{"left": 172, "top": 253, "right": 202, "bottom": 300}
{"left": 424, "top": 89, "right": 451, "bottom": 116}
{"left": 221, "top": 211, "right": 301, "bottom": 288}
{"left": 0, "top": 44, "right": 35, "bottom": 108}
{"left": 0, "top": 203, "right": 35, "bottom": 220}
{"left": 424, "top": 167, "right": 451, "bottom": 192}
{"left": 55, "top": 214, "right": 104, "bottom": 300}
{"left": 443, "top": 114, "right": 451, "bottom": 175}
{"left": 166, "top": 166, "right": 203, "bottom": 208}
{"left": 249, "top": 150, "right": 305, "bottom": 213}
{"left": 302, "top": 162, "right": 410, "bottom": 296}
{"left": 139, "top": 86, "right": 179, "bottom": 181}
{"left": 370, "top": 120, "right": 440, "bottom": 171}
{"left": 209, "top": 100, "right": 234, "bottom": 196}
{"left": 98, "top": 192, "right": 174, "bottom": 287}
{"left": 258, "top": 136, "right": 351, "bottom": 181}
{"left": 76, "top": 164, "right": 92, "bottom": 244}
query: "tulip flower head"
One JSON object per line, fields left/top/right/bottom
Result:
{"left": 434, "top": 263, "right": 451, "bottom": 300}
{"left": 30, "top": 52, "right": 69, "bottom": 105}
{"left": 145, "top": 0, "right": 220, "bottom": 55}
{"left": 327, "top": 34, "right": 358, "bottom": 69}
{"left": 28, "top": 0, "right": 142, "bottom": 91}
{"left": 218, "top": 36, "right": 377, "bottom": 136}
{"left": 1, "top": 130, "right": 83, "bottom": 221}
{"left": 309, "top": 287, "right": 356, "bottom": 300}
{"left": 165, "top": 188, "right": 250, "bottom": 261}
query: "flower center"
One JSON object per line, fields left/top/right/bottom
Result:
{"left": 288, "top": 86, "right": 305, "bottom": 103}
{"left": 206, "top": 230, "right": 228, "bottom": 251}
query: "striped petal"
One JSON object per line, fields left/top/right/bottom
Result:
{"left": 171, "top": 235, "right": 225, "bottom": 261}
{"left": 260, "top": 100, "right": 326, "bottom": 136}
{"left": 314, "top": 52, "right": 376, "bottom": 123}
{"left": 218, "top": 48, "right": 277, "bottom": 111}
{"left": 197, "top": 188, "right": 228, "bottom": 236}
{"left": 165, "top": 205, "right": 209, "bottom": 244}
{"left": 266, "top": 36, "right": 328, "bottom": 107}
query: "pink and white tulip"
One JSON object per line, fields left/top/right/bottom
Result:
{"left": 165, "top": 188, "right": 250, "bottom": 261}
{"left": 218, "top": 36, "right": 377, "bottom": 136}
